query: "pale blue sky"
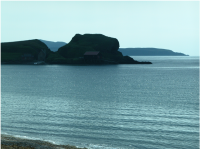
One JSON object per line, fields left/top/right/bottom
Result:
{"left": 1, "top": 1, "right": 199, "bottom": 56}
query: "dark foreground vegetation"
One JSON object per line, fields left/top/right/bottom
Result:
{"left": 1, "top": 134, "right": 86, "bottom": 149}
{"left": 1, "top": 34, "right": 152, "bottom": 65}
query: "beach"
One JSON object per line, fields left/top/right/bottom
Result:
{"left": 1, "top": 134, "right": 86, "bottom": 149}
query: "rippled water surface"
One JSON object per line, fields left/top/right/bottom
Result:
{"left": 1, "top": 56, "right": 199, "bottom": 149}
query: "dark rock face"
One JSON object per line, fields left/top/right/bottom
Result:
{"left": 58, "top": 34, "right": 120, "bottom": 59}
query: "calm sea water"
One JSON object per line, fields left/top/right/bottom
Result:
{"left": 1, "top": 56, "right": 199, "bottom": 149}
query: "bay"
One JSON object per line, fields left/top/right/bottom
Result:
{"left": 1, "top": 56, "right": 199, "bottom": 149}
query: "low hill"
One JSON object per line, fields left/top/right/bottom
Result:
{"left": 119, "top": 48, "right": 189, "bottom": 56}
{"left": 1, "top": 39, "right": 51, "bottom": 63}
{"left": 39, "top": 39, "right": 67, "bottom": 52}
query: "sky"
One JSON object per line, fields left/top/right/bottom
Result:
{"left": 1, "top": 1, "right": 199, "bottom": 56}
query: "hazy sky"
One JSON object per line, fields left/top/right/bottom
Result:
{"left": 1, "top": 1, "right": 199, "bottom": 56}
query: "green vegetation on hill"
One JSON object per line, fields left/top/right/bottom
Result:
{"left": 1, "top": 39, "right": 51, "bottom": 63}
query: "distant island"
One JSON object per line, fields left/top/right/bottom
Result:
{"left": 119, "top": 48, "right": 189, "bottom": 56}
{"left": 1, "top": 34, "right": 152, "bottom": 65}
{"left": 39, "top": 39, "right": 67, "bottom": 52}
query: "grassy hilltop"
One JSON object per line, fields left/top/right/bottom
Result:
{"left": 1, "top": 39, "right": 51, "bottom": 63}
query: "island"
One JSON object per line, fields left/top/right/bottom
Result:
{"left": 39, "top": 39, "right": 67, "bottom": 52}
{"left": 1, "top": 34, "right": 152, "bottom": 65}
{"left": 118, "top": 48, "right": 189, "bottom": 56}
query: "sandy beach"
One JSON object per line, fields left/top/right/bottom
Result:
{"left": 1, "top": 134, "right": 86, "bottom": 149}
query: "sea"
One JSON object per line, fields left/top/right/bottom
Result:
{"left": 1, "top": 56, "right": 199, "bottom": 149}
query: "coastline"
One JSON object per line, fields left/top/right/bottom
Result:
{"left": 1, "top": 134, "right": 86, "bottom": 149}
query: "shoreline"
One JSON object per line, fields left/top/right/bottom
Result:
{"left": 1, "top": 134, "right": 86, "bottom": 149}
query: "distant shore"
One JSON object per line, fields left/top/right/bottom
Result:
{"left": 1, "top": 134, "right": 86, "bottom": 149}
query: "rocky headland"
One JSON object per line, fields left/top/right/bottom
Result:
{"left": 1, "top": 34, "right": 152, "bottom": 65}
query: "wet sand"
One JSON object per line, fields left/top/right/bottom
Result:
{"left": 1, "top": 134, "right": 86, "bottom": 149}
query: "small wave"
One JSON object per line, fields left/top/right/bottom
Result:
{"left": 84, "top": 143, "right": 135, "bottom": 149}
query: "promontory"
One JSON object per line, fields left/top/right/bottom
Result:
{"left": 1, "top": 34, "right": 152, "bottom": 65}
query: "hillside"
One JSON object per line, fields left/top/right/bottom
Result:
{"left": 119, "top": 48, "right": 189, "bottom": 56}
{"left": 40, "top": 39, "right": 67, "bottom": 52}
{"left": 1, "top": 39, "right": 51, "bottom": 63}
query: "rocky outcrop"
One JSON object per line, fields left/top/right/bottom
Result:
{"left": 57, "top": 34, "right": 152, "bottom": 64}
{"left": 58, "top": 34, "right": 120, "bottom": 59}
